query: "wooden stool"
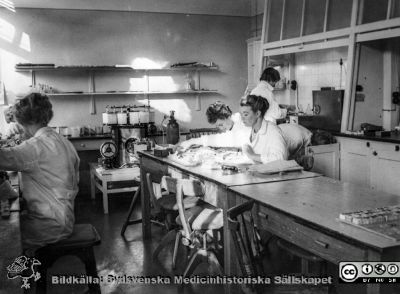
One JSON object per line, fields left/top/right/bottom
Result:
{"left": 35, "top": 224, "right": 101, "bottom": 294}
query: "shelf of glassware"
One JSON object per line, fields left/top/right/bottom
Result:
{"left": 15, "top": 65, "right": 219, "bottom": 98}
{"left": 46, "top": 90, "right": 218, "bottom": 97}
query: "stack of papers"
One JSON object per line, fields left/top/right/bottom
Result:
{"left": 247, "top": 160, "right": 303, "bottom": 175}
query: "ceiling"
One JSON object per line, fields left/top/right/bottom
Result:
{"left": 7, "top": 0, "right": 259, "bottom": 17}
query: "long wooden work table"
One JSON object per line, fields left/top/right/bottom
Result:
{"left": 138, "top": 151, "right": 400, "bottom": 294}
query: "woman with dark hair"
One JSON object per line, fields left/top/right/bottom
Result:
{"left": 250, "top": 67, "right": 287, "bottom": 123}
{"left": 0, "top": 92, "right": 79, "bottom": 255}
{"left": 240, "top": 95, "right": 287, "bottom": 163}
{"left": 180, "top": 101, "right": 251, "bottom": 149}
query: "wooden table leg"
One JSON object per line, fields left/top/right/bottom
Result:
{"left": 102, "top": 179, "right": 109, "bottom": 214}
{"left": 140, "top": 160, "right": 151, "bottom": 240}
{"left": 90, "top": 168, "right": 96, "bottom": 200}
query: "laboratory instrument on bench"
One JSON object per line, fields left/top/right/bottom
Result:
{"left": 99, "top": 141, "right": 117, "bottom": 169}
{"left": 124, "top": 138, "right": 148, "bottom": 166}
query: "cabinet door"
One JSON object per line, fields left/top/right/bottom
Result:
{"left": 252, "top": 40, "right": 262, "bottom": 88}
{"left": 337, "top": 137, "right": 370, "bottom": 186}
{"left": 247, "top": 40, "right": 262, "bottom": 90}
{"left": 247, "top": 41, "right": 255, "bottom": 89}
{"left": 306, "top": 143, "right": 340, "bottom": 179}
{"left": 370, "top": 142, "right": 400, "bottom": 197}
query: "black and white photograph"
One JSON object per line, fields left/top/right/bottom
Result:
{"left": 0, "top": 1, "right": 400, "bottom": 293}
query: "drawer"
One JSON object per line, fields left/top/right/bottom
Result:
{"left": 71, "top": 139, "right": 109, "bottom": 151}
{"left": 258, "top": 205, "right": 367, "bottom": 264}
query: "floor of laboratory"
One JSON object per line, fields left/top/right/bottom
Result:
{"left": 34, "top": 193, "right": 380, "bottom": 294}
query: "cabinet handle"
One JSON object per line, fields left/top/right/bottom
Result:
{"left": 373, "top": 151, "right": 378, "bottom": 156}
{"left": 80, "top": 144, "right": 86, "bottom": 147}
{"left": 396, "top": 146, "right": 399, "bottom": 152}
{"left": 258, "top": 212, "right": 268, "bottom": 220}
{"left": 314, "top": 240, "right": 329, "bottom": 248}
{"left": 366, "top": 142, "right": 370, "bottom": 147}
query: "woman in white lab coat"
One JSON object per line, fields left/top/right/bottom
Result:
{"left": 0, "top": 93, "right": 80, "bottom": 255}
{"left": 250, "top": 67, "right": 287, "bottom": 123}
{"left": 240, "top": 95, "right": 288, "bottom": 164}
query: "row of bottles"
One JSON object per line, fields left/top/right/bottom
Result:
{"left": 102, "top": 105, "right": 155, "bottom": 125}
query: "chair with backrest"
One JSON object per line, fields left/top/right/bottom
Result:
{"left": 227, "top": 200, "right": 265, "bottom": 294}
{"left": 35, "top": 223, "right": 101, "bottom": 294}
{"left": 186, "top": 128, "right": 220, "bottom": 140}
{"left": 163, "top": 176, "right": 224, "bottom": 277}
{"left": 147, "top": 172, "right": 200, "bottom": 269}
{"left": 228, "top": 201, "right": 329, "bottom": 294}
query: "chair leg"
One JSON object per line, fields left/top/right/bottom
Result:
{"left": 121, "top": 186, "right": 141, "bottom": 237}
{"left": 153, "top": 229, "right": 177, "bottom": 260}
{"left": 172, "top": 231, "right": 182, "bottom": 269}
{"left": 36, "top": 266, "right": 47, "bottom": 294}
{"left": 183, "top": 249, "right": 207, "bottom": 277}
{"left": 85, "top": 249, "right": 101, "bottom": 294}
{"left": 77, "top": 248, "right": 101, "bottom": 294}
{"left": 207, "top": 250, "right": 224, "bottom": 275}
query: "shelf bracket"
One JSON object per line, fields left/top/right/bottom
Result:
{"left": 195, "top": 94, "right": 201, "bottom": 111}
{"left": 89, "top": 71, "right": 96, "bottom": 115}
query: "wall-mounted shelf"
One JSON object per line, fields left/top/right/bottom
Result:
{"left": 15, "top": 63, "right": 220, "bottom": 113}
{"left": 15, "top": 65, "right": 219, "bottom": 72}
{"left": 47, "top": 90, "right": 218, "bottom": 97}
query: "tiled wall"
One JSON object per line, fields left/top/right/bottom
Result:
{"left": 294, "top": 47, "right": 348, "bottom": 111}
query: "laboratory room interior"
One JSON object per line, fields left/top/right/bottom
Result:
{"left": 1, "top": 0, "right": 400, "bottom": 294}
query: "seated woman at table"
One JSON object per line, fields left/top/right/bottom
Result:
{"left": 0, "top": 93, "right": 80, "bottom": 255}
{"left": 179, "top": 101, "right": 251, "bottom": 150}
{"left": 239, "top": 94, "right": 288, "bottom": 164}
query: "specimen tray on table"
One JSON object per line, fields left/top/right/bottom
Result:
{"left": 339, "top": 205, "right": 400, "bottom": 241}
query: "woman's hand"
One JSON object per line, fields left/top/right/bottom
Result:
{"left": 242, "top": 144, "right": 262, "bottom": 163}
{"left": 242, "top": 144, "right": 255, "bottom": 157}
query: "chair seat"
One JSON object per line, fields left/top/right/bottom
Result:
{"left": 176, "top": 201, "right": 223, "bottom": 230}
{"left": 45, "top": 224, "right": 101, "bottom": 251}
{"left": 157, "top": 194, "right": 200, "bottom": 211}
{"left": 277, "top": 238, "right": 324, "bottom": 262}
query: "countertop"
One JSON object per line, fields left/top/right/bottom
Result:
{"left": 68, "top": 135, "right": 112, "bottom": 141}
{"left": 334, "top": 131, "right": 400, "bottom": 144}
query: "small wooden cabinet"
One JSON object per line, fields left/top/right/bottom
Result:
{"left": 306, "top": 143, "right": 340, "bottom": 180}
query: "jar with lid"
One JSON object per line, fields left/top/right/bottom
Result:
{"left": 117, "top": 105, "right": 128, "bottom": 125}
{"left": 139, "top": 106, "right": 150, "bottom": 124}
{"left": 102, "top": 105, "right": 118, "bottom": 125}
{"left": 129, "top": 106, "right": 140, "bottom": 125}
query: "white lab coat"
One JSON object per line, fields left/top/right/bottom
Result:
{"left": 0, "top": 127, "right": 80, "bottom": 249}
{"left": 250, "top": 81, "right": 286, "bottom": 123}
{"left": 181, "top": 113, "right": 251, "bottom": 148}
{"left": 278, "top": 123, "right": 312, "bottom": 158}
{"left": 246, "top": 120, "right": 288, "bottom": 164}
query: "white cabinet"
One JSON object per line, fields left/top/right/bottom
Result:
{"left": 306, "top": 143, "right": 340, "bottom": 179}
{"left": 247, "top": 38, "right": 262, "bottom": 91}
{"left": 337, "top": 137, "right": 370, "bottom": 186}
{"left": 336, "top": 137, "right": 400, "bottom": 197}
{"left": 369, "top": 141, "right": 400, "bottom": 195}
